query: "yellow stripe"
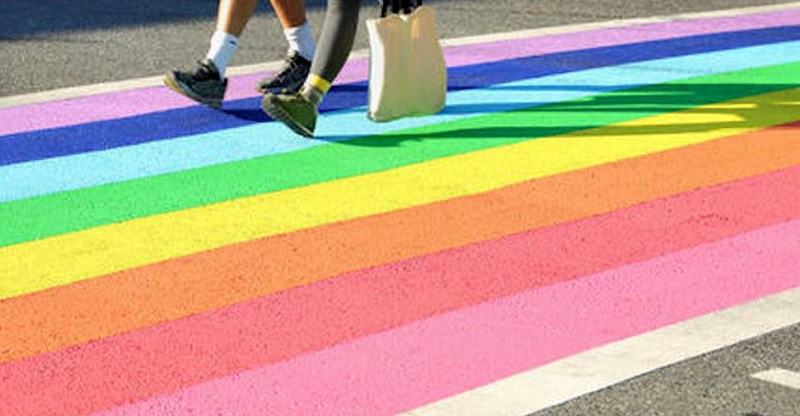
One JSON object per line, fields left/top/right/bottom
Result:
{"left": 307, "top": 74, "right": 332, "bottom": 94}
{"left": 2, "top": 88, "right": 799, "bottom": 299}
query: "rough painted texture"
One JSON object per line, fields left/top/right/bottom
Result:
{"left": 1, "top": 6, "right": 800, "bottom": 416}
{"left": 5, "top": 39, "right": 800, "bottom": 203}
{"left": 2, "top": 124, "right": 799, "bottom": 364}
{"left": 95, "top": 220, "right": 800, "bottom": 416}
{"left": 2, "top": 166, "right": 800, "bottom": 415}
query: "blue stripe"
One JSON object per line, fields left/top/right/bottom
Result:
{"left": 2, "top": 24, "right": 800, "bottom": 166}
{"left": 3, "top": 40, "right": 800, "bottom": 203}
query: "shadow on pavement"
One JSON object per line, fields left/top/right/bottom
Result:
{"left": 0, "top": 0, "right": 328, "bottom": 40}
{"left": 0, "top": 0, "right": 468, "bottom": 40}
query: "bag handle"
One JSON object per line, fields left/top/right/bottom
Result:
{"left": 380, "top": 0, "right": 422, "bottom": 17}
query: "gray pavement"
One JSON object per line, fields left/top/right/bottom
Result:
{"left": 534, "top": 323, "right": 800, "bottom": 416}
{"left": 1, "top": 0, "right": 798, "bottom": 96}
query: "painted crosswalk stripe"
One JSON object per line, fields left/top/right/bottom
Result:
{"left": 5, "top": 39, "right": 800, "bottom": 203}
{"left": 752, "top": 368, "right": 800, "bottom": 390}
{"left": 404, "top": 287, "right": 800, "bottom": 416}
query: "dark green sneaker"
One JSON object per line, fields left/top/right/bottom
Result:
{"left": 255, "top": 52, "right": 312, "bottom": 94}
{"left": 261, "top": 92, "right": 318, "bottom": 138}
{"left": 164, "top": 59, "right": 226, "bottom": 109}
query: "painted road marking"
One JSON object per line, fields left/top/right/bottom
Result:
{"left": 6, "top": 42, "right": 800, "bottom": 202}
{"left": 72, "top": 219, "right": 800, "bottom": 416}
{"left": 752, "top": 368, "right": 800, "bottom": 390}
{"left": 2, "top": 1, "right": 800, "bottom": 108}
{"left": 3, "top": 140, "right": 795, "bottom": 365}
{"left": 6, "top": 40, "right": 800, "bottom": 203}
{"left": 4, "top": 85, "right": 799, "bottom": 298}
{"left": 402, "top": 286, "right": 800, "bottom": 416}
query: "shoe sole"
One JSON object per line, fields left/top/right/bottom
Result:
{"left": 164, "top": 73, "right": 222, "bottom": 109}
{"left": 261, "top": 95, "right": 315, "bottom": 138}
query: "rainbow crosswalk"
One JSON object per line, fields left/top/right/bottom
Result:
{"left": 1, "top": 4, "right": 800, "bottom": 415}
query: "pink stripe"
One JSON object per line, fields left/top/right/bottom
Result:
{"left": 97, "top": 218, "right": 800, "bottom": 416}
{"left": 1, "top": 166, "right": 799, "bottom": 416}
{"left": 2, "top": 9, "right": 800, "bottom": 136}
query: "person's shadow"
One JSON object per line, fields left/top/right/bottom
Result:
{"left": 305, "top": 81, "right": 800, "bottom": 147}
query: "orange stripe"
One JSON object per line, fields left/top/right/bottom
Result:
{"left": 2, "top": 124, "right": 799, "bottom": 364}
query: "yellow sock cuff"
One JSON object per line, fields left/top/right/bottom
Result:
{"left": 307, "top": 74, "right": 332, "bottom": 94}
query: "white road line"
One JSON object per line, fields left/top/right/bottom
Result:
{"left": 400, "top": 285, "right": 800, "bottom": 416}
{"left": 752, "top": 368, "right": 800, "bottom": 390}
{"left": 2, "top": 1, "right": 800, "bottom": 109}
{"left": 437, "top": 0, "right": 800, "bottom": 48}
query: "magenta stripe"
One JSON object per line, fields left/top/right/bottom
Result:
{"left": 94, "top": 218, "right": 800, "bottom": 416}
{"left": 2, "top": 8, "right": 800, "bottom": 136}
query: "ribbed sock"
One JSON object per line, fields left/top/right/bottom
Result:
{"left": 206, "top": 31, "right": 239, "bottom": 78}
{"left": 300, "top": 74, "right": 330, "bottom": 106}
{"left": 284, "top": 21, "right": 316, "bottom": 61}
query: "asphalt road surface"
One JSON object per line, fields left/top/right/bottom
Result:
{"left": 533, "top": 323, "right": 800, "bottom": 416}
{"left": 1, "top": 0, "right": 797, "bottom": 96}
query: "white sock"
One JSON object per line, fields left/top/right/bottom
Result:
{"left": 283, "top": 21, "right": 316, "bottom": 61}
{"left": 206, "top": 31, "right": 239, "bottom": 78}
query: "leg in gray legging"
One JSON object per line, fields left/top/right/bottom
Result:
{"left": 312, "top": 0, "right": 361, "bottom": 84}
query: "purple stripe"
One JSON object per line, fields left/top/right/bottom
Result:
{"left": 1, "top": 7, "right": 799, "bottom": 136}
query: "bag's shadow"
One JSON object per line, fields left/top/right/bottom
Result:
{"left": 312, "top": 82, "right": 799, "bottom": 146}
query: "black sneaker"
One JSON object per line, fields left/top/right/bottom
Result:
{"left": 164, "top": 58, "right": 227, "bottom": 109}
{"left": 255, "top": 51, "right": 312, "bottom": 94}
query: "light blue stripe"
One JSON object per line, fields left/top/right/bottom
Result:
{"left": 4, "top": 40, "right": 800, "bottom": 203}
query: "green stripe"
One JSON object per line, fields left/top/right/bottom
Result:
{"left": 2, "top": 62, "right": 799, "bottom": 248}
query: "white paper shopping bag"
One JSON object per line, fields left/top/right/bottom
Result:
{"left": 366, "top": 1, "right": 447, "bottom": 122}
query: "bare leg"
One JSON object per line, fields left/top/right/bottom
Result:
{"left": 271, "top": 0, "right": 307, "bottom": 28}
{"left": 218, "top": 0, "right": 314, "bottom": 62}
{"left": 216, "top": 0, "right": 260, "bottom": 37}
{"left": 216, "top": 0, "right": 308, "bottom": 35}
